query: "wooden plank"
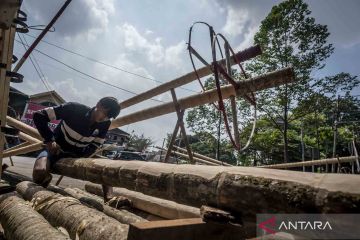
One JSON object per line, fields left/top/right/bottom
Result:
{"left": 127, "top": 218, "right": 245, "bottom": 240}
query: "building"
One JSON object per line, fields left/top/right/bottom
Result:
{"left": 105, "top": 128, "right": 130, "bottom": 146}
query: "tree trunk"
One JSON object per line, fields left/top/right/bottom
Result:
{"left": 16, "top": 181, "right": 128, "bottom": 240}
{"left": 47, "top": 185, "right": 146, "bottom": 224}
{"left": 52, "top": 158, "right": 360, "bottom": 221}
{"left": 0, "top": 193, "right": 70, "bottom": 240}
{"left": 85, "top": 183, "right": 200, "bottom": 220}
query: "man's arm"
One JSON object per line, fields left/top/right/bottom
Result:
{"left": 33, "top": 102, "right": 74, "bottom": 143}
{"left": 83, "top": 123, "right": 110, "bottom": 157}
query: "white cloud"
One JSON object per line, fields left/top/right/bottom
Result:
{"left": 222, "top": 7, "right": 249, "bottom": 37}
{"left": 116, "top": 23, "right": 187, "bottom": 70}
{"left": 23, "top": 0, "right": 115, "bottom": 40}
{"left": 236, "top": 25, "right": 258, "bottom": 50}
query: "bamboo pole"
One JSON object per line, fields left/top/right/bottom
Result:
{"left": 6, "top": 116, "right": 42, "bottom": 140}
{"left": 258, "top": 156, "right": 358, "bottom": 169}
{"left": 171, "top": 150, "right": 219, "bottom": 166}
{"left": 0, "top": 193, "right": 70, "bottom": 240}
{"left": 155, "top": 146, "right": 219, "bottom": 165}
{"left": 16, "top": 181, "right": 128, "bottom": 240}
{"left": 52, "top": 158, "right": 360, "bottom": 220}
{"left": 119, "top": 45, "right": 262, "bottom": 109}
{"left": 3, "top": 141, "right": 30, "bottom": 153}
{"left": 85, "top": 183, "right": 200, "bottom": 219}
{"left": 18, "top": 131, "right": 42, "bottom": 143}
{"left": 173, "top": 146, "right": 232, "bottom": 166}
{"left": 111, "top": 67, "right": 295, "bottom": 129}
{"left": 3, "top": 142, "right": 43, "bottom": 158}
{"left": 47, "top": 185, "right": 147, "bottom": 224}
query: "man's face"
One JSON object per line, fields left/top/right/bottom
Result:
{"left": 92, "top": 103, "right": 109, "bottom": 122}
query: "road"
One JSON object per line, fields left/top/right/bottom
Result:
{"left": 2, "top": 156, "right": 87, "bottom": 189}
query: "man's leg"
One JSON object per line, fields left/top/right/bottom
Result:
{"left": 102, "top": 185, "right": 113, "bottom": 202}
{"left": 33, "top": 152, "right": 52, "bottom": 187}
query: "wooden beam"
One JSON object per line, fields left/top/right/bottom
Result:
{"left": 0, "top": 9, "right": 17, "bottom": 179}
{"left": 111, "top": 67, "right": 295, "bottom": 129}
{"left": 52, "top": 158, "right": 360, "bottom": 221}
{"left": 120, "top": 45, "right": 262, "bottom": 109}
{"left": 85, "top": 183, "right": 200, "bottom": 219}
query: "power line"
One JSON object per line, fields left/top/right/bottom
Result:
{"left": 15, "top": 39, "right": 165, "bottom": 103}
{"left": 25, "top": 33, "right": 197, "bottom": 93}
{"left": 17, "top": 34, "right": 53, "bottom": 95}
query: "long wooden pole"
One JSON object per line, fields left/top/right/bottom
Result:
{"left": 173, "top": 146, "right": 232, "bottom": 166}
{"left": 111, "top": 67, "right": 295, "bottom": 129}
{"left": 3, "top": 142, "right": 43, "bottom": 158}
{"left": 171, "top": 149, "right": 219, "bottom": 166}
{"left": 52, "top": 158, "right": 360, "bottom": 220}
{"left": 6, "top": 116, "right": 42, "bottom": 140}
{"left": 155, "top": 146, "right": 219, "bottom": 166}
{"left": 258, "top": 156, "right": 358, "bottom": 169}
{"left": 119, "top": 45, "right": 262, "bottom": 109}
{"left": 85, "top": 183, "right": 200, "bottom": 220}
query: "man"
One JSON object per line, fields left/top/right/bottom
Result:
{"left": 32, "top": 97, "right": 120, "bottom": 202}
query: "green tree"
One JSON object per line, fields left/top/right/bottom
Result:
{"left": 127, "top": 132, "right": 153, "bottom": 152}
{"left": 247, "top": 0, "right": 334, "bottom": 162}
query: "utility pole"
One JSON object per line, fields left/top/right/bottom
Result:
{"left": 332, "top": 95, "right": 340, "bottom": 173}
{"left": 301, "top": 120, "right": 305, "bottom": 172}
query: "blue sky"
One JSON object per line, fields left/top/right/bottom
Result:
{"left": 12, "top": 0, "right": 360, "bottom": 144}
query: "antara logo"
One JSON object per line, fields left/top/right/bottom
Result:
{"left": 258, "top": 216, "right": 277, "bottom": 234}
{"left": 279, "top": 221, "right": 332, "bottom": 231}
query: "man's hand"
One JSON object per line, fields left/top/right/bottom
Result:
{"left": 46, "top": 141, "right": 60, "bottom": 155}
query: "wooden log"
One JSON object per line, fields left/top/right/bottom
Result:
{"left": 85, "top": 183, "right": 200, "bottom": 219}
{"left": 110, "top": 67, "right": 295, "bottom": 129}
{"left": 16, "top": 181, "right": 129, "bottom": 240}
{"left": 120, "top": 45, "right": 262, "bottom": 109}
{"left": 0, "top": 193, "right": 70, "bottom": 240}
{"left": 3, "top": 142, "right": 43, "bottom": 158}
{"left": 52, "top": 158, "right": 360, "bottom": 221}
{"left": 6, "top": 116, "right": 42, "bottom": 140}
{"left": 173, "top": 146, "right": 232, "bottom": 166}
{"left": 47, "top": 185, "right": 147, "bottom": 224}
{"left": 259, "top": 156, "right": 358, "bottom": 169}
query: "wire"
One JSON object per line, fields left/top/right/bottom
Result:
{"left": 17, "top": 33, "right": 53, "bottom": 95}
{"left": 24, "top": 33, "right": 197, "bottom": 93}
{"left": 15, "top": 39, "right": 165, "bottom": 103}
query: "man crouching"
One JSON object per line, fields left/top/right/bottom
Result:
{"left": 32, "top": 97, "right": 120, "bottom": 202}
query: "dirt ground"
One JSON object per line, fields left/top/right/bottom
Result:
{"left": 2, "top": 156, "right": 87, "bottom": 190}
